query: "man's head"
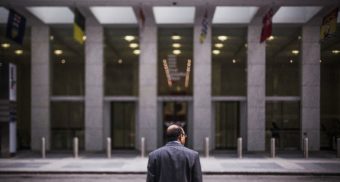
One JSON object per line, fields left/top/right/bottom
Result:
{"left": 166, "top": 124, "right": 187, "bottom": 145}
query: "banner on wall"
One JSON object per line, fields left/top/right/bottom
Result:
{"left": 260, "top": 8, "right": 274, "bottom": 43}
{"left": 6, "top": 8, "right": 26, "bottom": 45}
{"left": 320, "top": 8, "right": 338, "bottom": 41}
{"left": 9, "top": 63, "right": 17, "bottom": 102}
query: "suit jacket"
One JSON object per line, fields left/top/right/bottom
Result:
{"left": 146, "top": 141, "right": 202, "bottom": 182}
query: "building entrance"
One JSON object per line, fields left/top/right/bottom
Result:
{"left": 110, "top": 102, "right": 135, "bottom": 149}
{"left": 162, "top": 101, "right": 189, "bottom": 145}
{"left": 214, "top": 101, "right": 241, "bottom": 150}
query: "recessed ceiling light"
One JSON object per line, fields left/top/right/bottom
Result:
{"left": 15, "top": 50, "right": 23, "bottom": 55}
{"left": 50, "top": 35, "right": 54, "bottom": 40}
{"left": 82, "top": 35, "right": 87, "bottom": 41}
{"left": 268, "top": 36, "right": 274, "bottom": 41}
{"left": 290, "top": 59, "right": 293, "bottom": 63}
{"left": 212, "top": 50, "right": 220, "bottom": 55}
{"left": 118, "top": 59, "right": 123, "bottom": 64}
{"left": 61, "top": 59, "right": 66, "bottom": 64}
{"left": 332, "top": 50, "right": 340, "bottom": 54}
{"left": 215, "top": 43, "right": 224, "bottom": 48}
{"left": 298, "top": 36, "right": 302, "bottom": 40}
{"left": 172, "top": 43, "right": 181, "bottom": 48}
{"left": 319, "top": 60, "right": 322, "bottom": 63}
{"left": 232, "top": 59, "right": 236, "bottom": 63}
{"left": 173, "top": 50, "right": 181, "bottom": 55}
{"left": 171, "top": 35, "right": 181, "bottom": 40}
{"left": 124, "top": 35, "right": 135, "bottom": 42}
{"left": 54, "top": 49, "right": 63, "bottom": 55}
{"left": 1, "top": 43, "right": 10, "bottom": 48}
{"left": 217, "top": 35, "right": 228, "bottom": 41}
{"left": 292, "top": 50, "right": 299, "bottom": 55}
{"left": 133, "top": 49, "right": 140, "bottom": 55}
{"left": 129, "top": 43, "right": 138, "bottom": 48}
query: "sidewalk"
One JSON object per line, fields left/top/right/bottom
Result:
{"left": 0, "top": 151, "right": 339, "bottom": 175}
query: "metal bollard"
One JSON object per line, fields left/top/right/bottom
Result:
{"left": 41, "top": 137, "right": 46, "bottom": 159}
{"left": 337, "top": 138, "right": 340, "bottom": 158}
{"left": 205, "top": 137, "right": 209, "bottom": 158}
{"left": 107, "top": 137, "right": 111, "bottom": 158}
{"left": 73, "top": 137, "right": 79, "bottom": 158}
{"left": 271, "top": 138, "right": 276, "bottom": 158}
{"left": 304, "top": 137, "right": 309, "bottom": 159}
{"left": 141, "top": 137, "right": 145, "bottom": 158}
{"left": 237, "top": 137, "right": 242, "bottom": 158}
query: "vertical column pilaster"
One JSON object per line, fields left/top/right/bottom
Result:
{"left": 246, "top": 24, "right": 266, "bottom": 151}
{"left": 301, "top": 25, "right": 320, "bottom": 151}
{"left": 193, "top": 6, "right": 214, "bottom": 151}
{"left": 31, "top": 26, "right": 50, "bottom": 151}
{"left": 137, "top": 6, "right": 158, "bottom": 151}
{"left": 85, "top": 24, "right": 104, "bottom": 151}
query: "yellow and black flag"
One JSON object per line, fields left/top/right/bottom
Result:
{"left": 74, "top": 9, "right": 85, "bottom": 44}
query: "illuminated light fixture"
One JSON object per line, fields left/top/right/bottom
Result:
{"left": 172, "top": 43, "right": 181, "bottom": 48}
{"left": 217, "top": 35, "right": 228, "bottom": 41}
{"left": 54, "top": 49, "right": 63, "bottom": 55}
{"left": 61, "top": 59, "right": 66, "bottom": 64}
{"left": 292, "top": 50, "right": 299, "bottom": 55}
{"left": 124, "top": 35, "right": 135, "bottom": 42}
{"left": 163, "top": 59, "right": 172, "bottom": 87}
{"left": 290, "top": 59, "right": 293, "bottom": 63}
{"left": 50, "top": 35, "right": 54, "bottom": 40}
{"left": 171, "top": 35, "right": 181, "bottom": 40}
{"left": 173, "top": 49, "right": 181, "bottom": 55}
{"left": 232, "top": 59, "right": 236, "bottom": 63}
{"left": 185, "top": 59, "right": 192, "bottom": 88}
{"left": 215, "top": 43, "right": 223, "bottom": 48}
{"left": 332, "top": 50, "right": 340, "bottom": 54}
{"left": 1, "top": 43, "right": 10, "bottom": 48}
{"left": 129, "top": 43, "right": 138, "bottom": 48}
{"left": 212, "top": 50, "right": 220, "bottom": 55}
{"left": 118, "top": 59, "right": 123, "bottom": 64}
{"left": 268, "top": 35, "right": 274, "bottom": 41}
{"left": 244, "top": 43, "right": 248, "bottom": 48}
{"left": 15, "top": 49, "right": 23, "bottom": 55}
{"left": 298, "top": 36, "right": 302, "bottom": 40}
{"left": 133, "top": 49, "right": 140, "bottom": 55}
{"left": 82, "top": 35, "right": 87, "bottom": 41}
{"left": 319, "top": 60, "right": 322, "bottom": 63}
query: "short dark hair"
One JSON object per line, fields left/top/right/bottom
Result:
{"left": 166, "top": 124, "right": 184, "bottom": 141}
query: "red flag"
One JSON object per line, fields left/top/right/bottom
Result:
{"left": 260, "top": 8, "right": 274, "bottom": 43}
{"left": 138, "top": 7, "right": 145, "bottom": 28}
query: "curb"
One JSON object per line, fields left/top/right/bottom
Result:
{"left": 0, "top": 171, "right": 340, "bottom": 176}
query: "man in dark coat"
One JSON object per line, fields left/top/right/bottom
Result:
{"left": 146, "top": 124, "right": 202, "bottom": 182}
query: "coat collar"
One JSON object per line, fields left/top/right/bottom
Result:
{"left": 166, "top": 141, "right": 183, "bottom": 146}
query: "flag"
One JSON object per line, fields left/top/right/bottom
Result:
{"left": 260, "top": 8, "right": 274, "bottom": 43}
{"left": 199, "top": 9, "right": 209, "bottom": 44}
{"left": 6, "top": 8, "right": 26, "bottom": 45}
{"left": 138, "top": 6, "right": 146, "bottom": 29}
{"left": 320, "top": 8, "right": 338, "bottom": 41}
{"left": 73, "top": 9, "right": 85, "bottom": 44}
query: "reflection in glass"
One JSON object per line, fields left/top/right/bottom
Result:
{"left": 51, "top": 26, "right": 84, "bottom": 96}
{"left": 320, "top": 26, "right": 340, "bottom": 150}
{"left": 158, "top": 28, "right": 193, "bottom": 95}
{"left": 212, "top": 27, "right": 247, "bottom": 96}
{"left": 266, "top": 26, "right": 301, "bottom": 96}
{"left": 104, "top": 28, "right": 139, "bottom": 96}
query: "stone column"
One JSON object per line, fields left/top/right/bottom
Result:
{"left": 85, "top": 23, "right": 104, "bottom": 151}
{"left": 193, "top": 6, "right": 213, "bottom": 151}
{"left": 246, "top": 24, "right": 266, "bottom": 151}
{"left": 137, "top": 6, "right": 158, "bottom": 151}
{"left": 31, "top": 26, "right": 50, "bottom": 151}
{"left": 301, "top": 25, "right": 320, "bottom": 151}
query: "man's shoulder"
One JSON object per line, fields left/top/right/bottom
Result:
{"left": 149, "top": 144, "right": 199, "bottom": 157}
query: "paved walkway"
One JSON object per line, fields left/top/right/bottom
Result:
{"left": 0, "top": 151, "right": 339, "bottom": 175}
